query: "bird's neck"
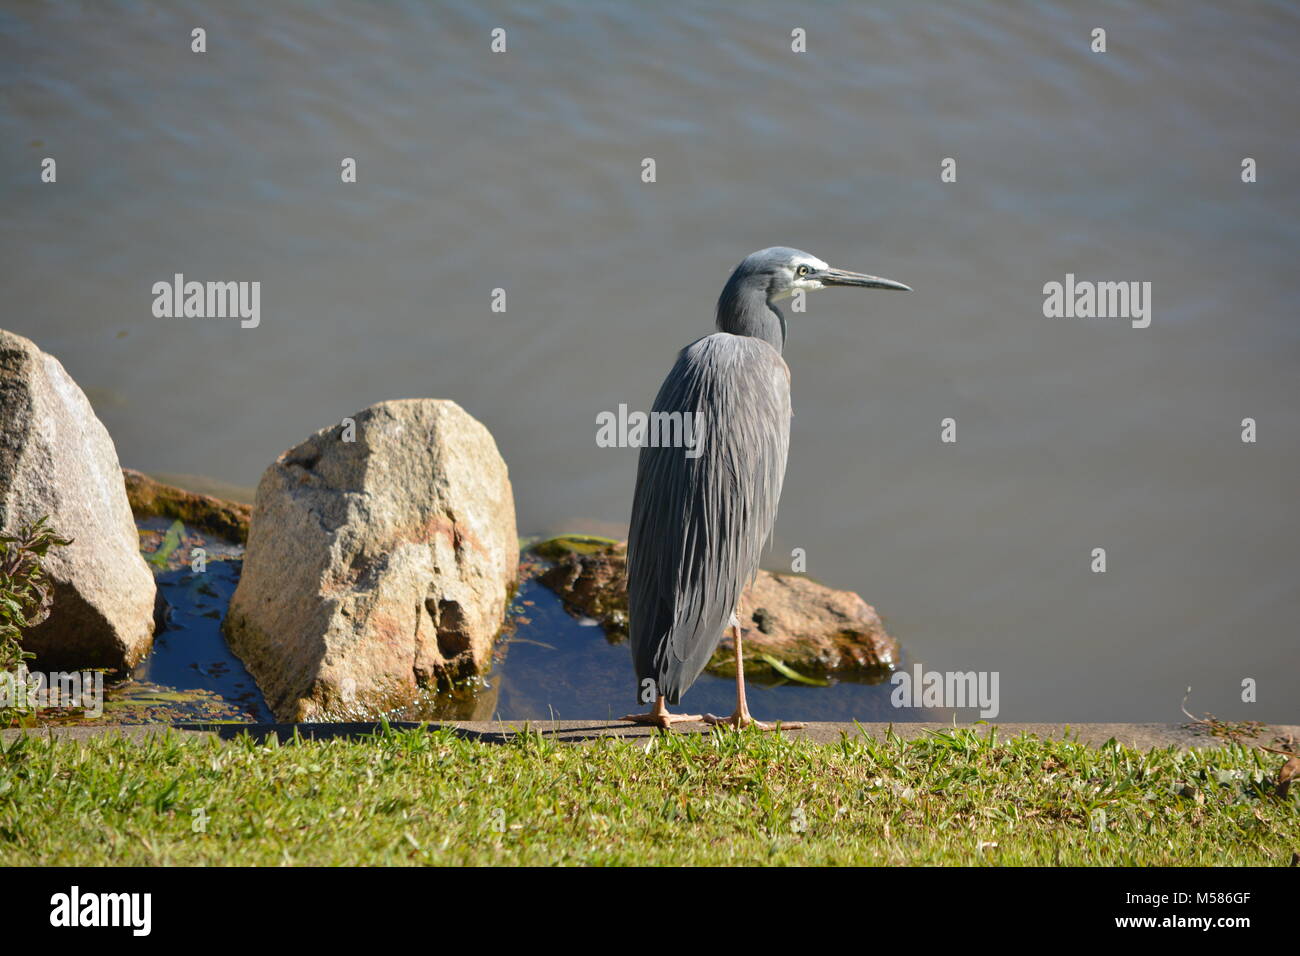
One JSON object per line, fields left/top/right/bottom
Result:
{"left": 716, "top": 286, "right": 786, "bottom": 353}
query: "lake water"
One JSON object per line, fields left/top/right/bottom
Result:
{"left": 3, "top": 0, "right": 1297, "bottom": 722}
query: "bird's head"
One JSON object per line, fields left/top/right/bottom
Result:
{"left": 716, "top": 247, "right": 910, "bottom": 349}
{"left": 732, "top": 246, "right": 912, "bottom": 301}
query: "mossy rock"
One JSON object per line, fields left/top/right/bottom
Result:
{"left": 534, "top": 543, "right": 898, "bottom": 682}
{"left": 530, "top": 534, "right": 623, "bottom": 561}
{"left": 123, "top": 468, "right": 251, "bottom": 544}
{"left": 536, "top": 541, "right": 630, "bottom": 642}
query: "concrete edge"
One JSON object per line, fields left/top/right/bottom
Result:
{"left": 4, "top": 721, "right": 1297, "bottom": 750}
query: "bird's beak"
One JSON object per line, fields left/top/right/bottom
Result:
{"left": 817, "top": 267, "right": 912, "bottom": 292}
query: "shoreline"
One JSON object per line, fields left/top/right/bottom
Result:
{"left": 7, "top": 720, "right": 1296, "bottom": 751}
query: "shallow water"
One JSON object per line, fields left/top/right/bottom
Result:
{"left": 3, "top": 1, "right": 1297, "bottom": 721}
{"left": 105, "top": 517, "right": 272, "bottom": 723}
{"left": 491, "top": 579, "right": 939, "bottom": 723}
{"left": 132, "top": 558, "right": 273, "bottom": 723}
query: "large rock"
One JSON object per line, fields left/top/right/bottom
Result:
{"left": 0, "top": 330, "right": 156, "bottom": 672}
{"left": 225, "top": 400, "right": 518, "bottom": 721}
{"left": 538, "top": 542, "right": 898, "bottom": 682}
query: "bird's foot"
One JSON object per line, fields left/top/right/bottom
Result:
{"left": 703, "top": 711, "right": 805, "bottom": 732}
{"left": 619, "top": 710, "right": 703, "bottom": 729}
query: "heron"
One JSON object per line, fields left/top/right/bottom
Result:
{"left": 620, "top": 247, "right": 910, "bottom": 730}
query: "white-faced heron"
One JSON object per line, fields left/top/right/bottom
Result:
{"left": 621, "top": 247, "right": 910, "bottom": 730}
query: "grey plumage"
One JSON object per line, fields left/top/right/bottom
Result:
{"left": 625, "top": 247, "right": 909, "bottom": 711}
{"left": 627, "top": 332, "right": 791, "bottom": 703}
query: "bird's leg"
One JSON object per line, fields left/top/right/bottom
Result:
{"left": 704, "top": 624, "right": 805, "bottom": 731}
{"left": 619, "top": 693, "right": 702, "bottom": 729}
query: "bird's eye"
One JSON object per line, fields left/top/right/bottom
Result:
{"left": 796, "top": 265, "right": 809, "bottom": 277}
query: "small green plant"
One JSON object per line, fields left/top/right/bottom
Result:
{"left": 0, "top": 515, "right": 73, "bottom": 678}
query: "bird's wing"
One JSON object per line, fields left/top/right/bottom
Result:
{"left": 626, "top": 332, "right": 791, "bottom": 704}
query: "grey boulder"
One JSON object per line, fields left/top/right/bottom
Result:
{"left": 225, "top": 399, "right": 518, "bottom": 721}
{"left": 0, "top": 329, "right": 156, "bottom": 672}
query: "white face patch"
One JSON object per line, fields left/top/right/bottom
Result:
{"left": 771, "top": 254, "right": 829, "bottom": 300}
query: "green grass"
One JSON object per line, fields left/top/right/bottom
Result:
{"left": 1, "top": 725, "right": 1295, "bottom": 865}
